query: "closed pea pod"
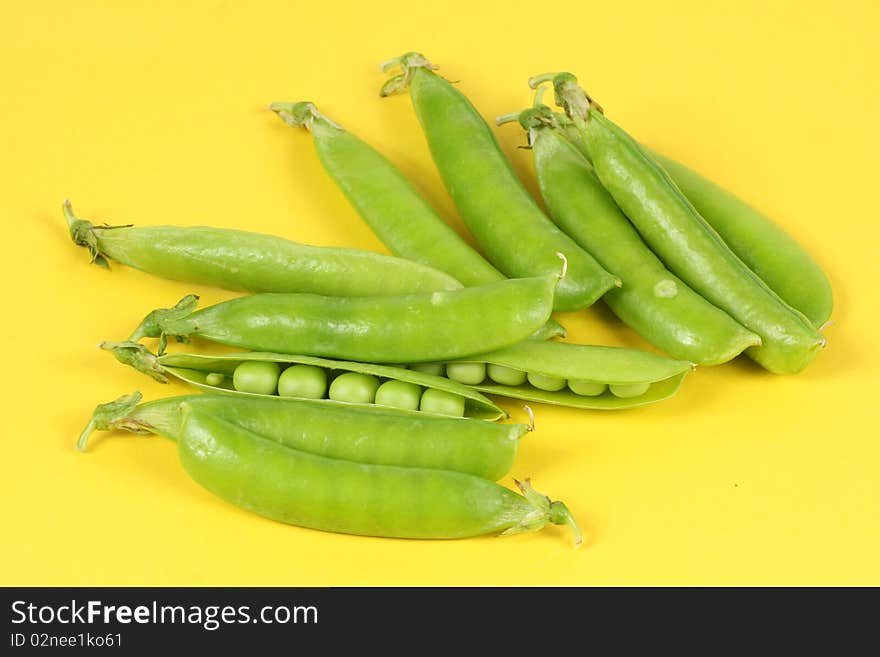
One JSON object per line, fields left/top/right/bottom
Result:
{"left": 77, "top": 391, "right": 527, "bottom": 481}
{"left": 380, "top": 52, "right": 619, "bottom": 312}
{"left": 63, "top": 201, "right": 461, "bottom": 297}
{"left": 549, "top": 98, "right": 833, "bottom": 328}
{"left": 104, "top": 273, "right": 556, "bottom": 366}
{"left": 79, "top": 398, "right": 579, "bottom": 542}
{"left": 269, "top": 101, "right": 566, "bottom": 340}
{"left": 181, "top": 410, "right": 578, "bottom": 542}
{"left": 111, "top": 351, "right": 507, "bottom": 420}
{"left": 497, "top": 105, "right": 761, "bottom": 366}
{"left": 647, "top": 154, "right": 833, "bottom": 327}
{"left": 546, "top": 73, "right": 826, "bottom": 374}
{"left": 269, "top": 102, "right": 503, "bottom": 288}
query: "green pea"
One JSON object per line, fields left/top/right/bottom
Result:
{"left": 205, "top": 372, "right": 225, "bottom": 386}
{"left": 487, "top": 363, "right": 527, "bottom": 386}
{"left": 419, "top": 388, "right": 465, "bottom": 417}
{"left": 232, "top": 361, "right": 280, "bottom": 395}
{"left": 278, "top": 364, "right": 327, "bottom": 399}
{"left": 527, "top": 372, "right": 567, "bottom": 392}
{"left": 609, "top": 382, "right": 651, "bottom": 398}
{"left": 567, "top": 380, "right": 608, "bottom": 397}
{"left": 445, "top": 362, "right": 486, "bottom": 385}
{"left": 329, "top": 372, "right": 380, "bottom": 404}
{"left": 374, "top": 380, "right": 422, "bottom": 411}
{"left": 409, "top": 362, "right": 446, "bottom": 376}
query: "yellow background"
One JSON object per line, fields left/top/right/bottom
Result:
{"left": 2, "top": 0, "right": 878, "bottom": 586}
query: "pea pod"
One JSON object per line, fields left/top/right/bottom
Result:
{"left": 439, "top": 340, "right": 693, "bottom": 410}
{"left": 81, "top": 400, "right": 581, "bottom": 543}
{"left": 545, "top": 73, "right": 825, "bottom": 374}
{"left": 106, "top": 274, "right": 556, "bottom": 364}
{"left": 549, "top": 107, "right": 833, "bottom": 328}
{"left": 269, "top": 101, "right": 503, "bottom": 287}
{"left": 77, "top": 391, "right": 523, "bottom": 480}
{"left": 498, "top": 106, "right": 761, "bottom": 366}
{"left": 646, "top": 154, "right": 833, "bottom": 327}
{"left": 125, "top": 350, "right": 507, "bottom": 421}
{"left": 380, "top": 52, "right": 619, "bottom": 312}
{"left": 269, "top": 101, "right": 565, "bottom": 340}
{"left": 63, "top": 200, "right": 461, "bottom": 297}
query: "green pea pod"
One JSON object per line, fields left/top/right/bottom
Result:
{"left": 646, "top": 154, "right": 833, "bottom": 327}
{"left": 269, "top": 102, "right": 503, "bottom": 287}
{"left": 108, "top": 274, "right": 556, "bottom": 364}
{"left": 63, "top": 201, "right": 461, "bottom": 297}
{"left": 77, "top": 391, "right": 523, "bottom": 480}
{"left": 380, "top": 52, "right": 619, "bottom": 312}
{"left": 79, "top": 397, "right": 581, "bottom": 543}
{"left": 177, "top": 408, "right": 581, "bottom": 542}
{"left": 546, "top": 73, "right": 825, "bottom": 374}
{"left": 451, "top": 341, "right": 693, "bottom": 410}
{"left": 268, "top": 101, "right": 566, "bottom": 340}
{"left": 153, "top": 351, "right": 507, "bottom": 421}
{"left": 499, "top": 106, "right": 761, "bottom": 366}
{"left": 551, "top": 108, "right": 833, "bottom": 329}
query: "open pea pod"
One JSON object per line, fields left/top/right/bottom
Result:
{"left": 450, "top": 341, "right": 693, "bottom": 410}
{"left": 158, "top": 351, "right": 506, "bottom": 421}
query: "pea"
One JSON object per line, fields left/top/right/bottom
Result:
{"left": 527, "top": 372, "right": 567, "bottom": 392}
{"left": 609, "top": 382, "right": 651, "bottom": 398}
{"left": 487, "top": 363, "right": 527, "bottom": 386}
{"left": 445, "top": 362, "right": 486, "bottom": 385}
{"left": 205, "top": 372, "right": 225, "bottom": 386}
{"left": 375, "top": 380, "right": 422, "bottom": 411}
{"left": 409, "top": 362, "right": 446, "bottom": 376}
{"left": 567, "top": 380, "right": 608, "bottom": 397}
{"left": 419, "top": 388, "right": 465, "bottom": 417}
{"left": 232, "top": 361, "right": 280, "bottom": 395}
{"left": 329, "top": 372, "right": 380, "bottom": 404}
{"left": 278, "top": 364, "right": 327, "bottom": 399}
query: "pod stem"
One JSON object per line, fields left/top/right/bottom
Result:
{"left": 268, "top": 101, "right": 343, "bottom": 131}
{"left": 99, "top": 341, "right": 168, "bottom": 383}
{"left": 495, "top": 111, "right": 520, "bottom": 127}
{"left": 504, "top": 478, "right": 584, "bottom": 547}
{"left": 524, "top": 405, "right": 536, "bottom": 432}
{"left": 527, "top": 72, "right": 561, "bottom": 89}
{"left": 378, "top": 51, "right": 438, "bottom": 97}
{"left": 76, "top": 391, "right": 153, "bottom": 452}
{"left": 63, "top": 200, "right": 132, "bottom": 269}
{"left": 125, "top": 294, "right": 200, "bottom": 353}
{"left": 496, "top": 104, "right": 561, "bottom": 148}
{"left": 531, "top": 71, "right": 603, "bottom": 121}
